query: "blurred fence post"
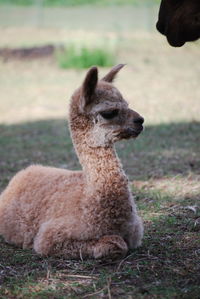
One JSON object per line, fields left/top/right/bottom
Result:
{"left": 35, "top": 0, "right": 44, "bottom": 27}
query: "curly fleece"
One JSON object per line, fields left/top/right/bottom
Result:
{"left": 0, "top": 65, "right": 143, "bottom": 259}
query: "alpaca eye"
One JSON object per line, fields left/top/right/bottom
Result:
{"left": 99, "top": 109, "right": 119, "bottom": 119}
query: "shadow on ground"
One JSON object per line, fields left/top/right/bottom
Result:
{"left": 0, "top": 119, "right": 199, "bottom": 190}
{"left": 0, "top": 119, "right": 200, "bottom": 297}
{"left": 0, "top": 198, "right": 199, "bottom": 298}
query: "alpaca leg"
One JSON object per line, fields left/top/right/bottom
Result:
{"left": 34, "top": 220, "right": 128, "bottom": 259}
{"left": 126, "top": 216, "right": 144, "bottom": 249}
{"left": 93, "top": 235, "right": 128, "bottom": 259}
{"left": 33, "top": 219, "right": 94, "bottom": 259}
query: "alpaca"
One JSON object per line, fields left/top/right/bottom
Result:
{"left": 0, "top": 64, "right": 144, "bottom": 259}
{"left": 157, "top": 0, "right": 200, "bottom": 47}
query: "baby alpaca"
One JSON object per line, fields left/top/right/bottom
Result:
{"left": 0, "top": 64, "right": 144, "bottom": 259}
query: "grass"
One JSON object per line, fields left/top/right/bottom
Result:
{"left": 0, "top": 203, "right": 200, "bottom": 298}
{"left": 57, "top": 45, "right": 116, "bottom": 69}
{"left": 0, "top": 119, "right": 200, "bottom": 298}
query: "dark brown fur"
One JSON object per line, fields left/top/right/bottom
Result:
{"left": 157, "top": 0, "right": 200, "bottom": 47}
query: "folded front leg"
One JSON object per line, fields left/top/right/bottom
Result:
{"left": 34, "top": 219, "right": 128, "bottom": 259}
{"left": 125, "top": 216, "right": 144, "bottom": 250}
{"left": 93, "top": 235, "right": 128, "bottom": 259}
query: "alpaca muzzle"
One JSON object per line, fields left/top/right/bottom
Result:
{"left": 117, "top": 127, "right": 143, "bottom": 139}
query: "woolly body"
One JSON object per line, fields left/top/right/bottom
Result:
{"left": 0, "top": 65, "right": 144, "bottom": 259}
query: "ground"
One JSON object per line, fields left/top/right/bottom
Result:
{"left": 0, "top": 4, "right": 200, "bottom": 298}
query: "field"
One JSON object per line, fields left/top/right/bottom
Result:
{"left": 0, "top": 4, "right": 200, "bottom": 298}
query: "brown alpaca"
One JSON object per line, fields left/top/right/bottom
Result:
{"left": 0, "top": 65, "right": 144, "bottom": 259}
{"left": 157, "top": 0, "right": 200, "bottom": 47}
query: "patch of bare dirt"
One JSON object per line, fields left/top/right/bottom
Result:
{"left": 0, "top": 44, "right": 58, "bottom": 61}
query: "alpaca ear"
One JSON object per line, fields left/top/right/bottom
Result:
{"left": 81, "top": 66, "right": 98, "bottom": 110}
{"left": 101, "top": 64, "right": 125, "bottom": 83}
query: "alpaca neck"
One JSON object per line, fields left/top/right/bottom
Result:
{"left": 76, "top": 142, "right": 129, "bottom": 195}
{"left": 69, "top": 108, "right": 129, "bottom": 196}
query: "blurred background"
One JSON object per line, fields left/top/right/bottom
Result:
{"left": 0, "top": 0, "right": 199, "bottom": 124}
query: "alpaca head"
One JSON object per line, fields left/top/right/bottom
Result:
{"left": 70, "top": 64, "right": 144, "bottom": 148}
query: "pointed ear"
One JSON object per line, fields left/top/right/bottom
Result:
{"left": 81, "top": 66, "right": 98, "bottom": 110}
{"left": 101, "top": 64, "right": 125, "bottom": 83}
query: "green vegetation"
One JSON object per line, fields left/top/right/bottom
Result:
{"left": 57, "top": 45, "right": 116, "bottom": 69}
{"left": 0, "top": 0, "right": 160, "bottom": 6}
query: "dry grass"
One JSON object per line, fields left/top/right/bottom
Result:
{"left": 0, "top": 26, "right": 200, "bottom": 125}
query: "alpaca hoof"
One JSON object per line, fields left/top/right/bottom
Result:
{"left": 93, "top": 235, "right": 128, "bottom": 259}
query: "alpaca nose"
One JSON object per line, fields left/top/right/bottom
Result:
{"left": 133, "top": 116, "right": 144, "bottom": 125}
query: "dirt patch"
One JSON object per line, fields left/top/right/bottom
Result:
{"left": 0, "top": 45, "right": 59, "bottom": 61}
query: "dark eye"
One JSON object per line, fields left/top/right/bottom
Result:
{"left": 99, "top": 109, "right": 119, "bottom": 119}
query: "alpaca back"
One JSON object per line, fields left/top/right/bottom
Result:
{"left": 0, "top": 165, "right": 84, "bottom": 247}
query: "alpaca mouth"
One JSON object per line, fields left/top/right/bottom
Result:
{"left": 156, "top": 21, "right": 165, "bottom": 35}
{"left": 156, "top": 21, "right": 186, "bottom": 47}
{"left": 117, "top": 127, "right": 143, "bottom": 139}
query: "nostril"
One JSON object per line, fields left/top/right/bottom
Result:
{"left": 133, "top": 116, "right": 144, "bottom": 124}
